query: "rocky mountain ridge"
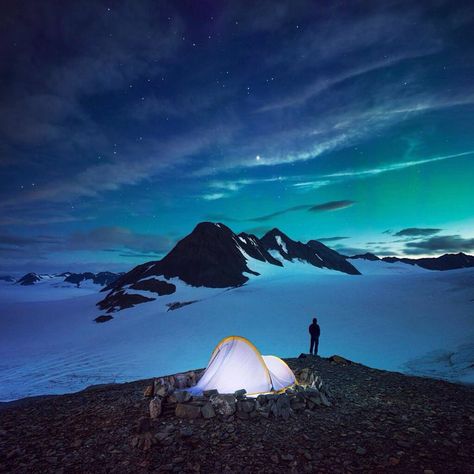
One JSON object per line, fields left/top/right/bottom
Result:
{"left": 12, "top": 271, "right": 123, "bottom": 287}
{"left": 351, "top": 251, "right": 474, "bottom": 271}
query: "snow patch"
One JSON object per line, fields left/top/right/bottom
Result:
{"left": 275, "top": 235, "right": 287, "bottom": 254}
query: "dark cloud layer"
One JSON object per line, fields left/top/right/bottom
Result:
{"left": 308, "top": 200, "right": 355, "bottom": 212}
{"left": 315, "top": 236, "right": 350, "bottom": 242}
{"left": 394, "top": 227, "right": 442, "bottom": 237}
{"left": 404, "top": 235, "right": 474, "bottom": 255}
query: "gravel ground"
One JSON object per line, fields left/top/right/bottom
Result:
{"left": 1, "top": 355, "right": 474, "bottom": 473}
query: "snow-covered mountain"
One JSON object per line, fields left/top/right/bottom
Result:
{"left": 10, "top": 271, "right": 123, "bottom": 288}
{"left": 98, "top": 222, "right": 359, "bottom": 313}
{"left": 260, "top": 229, "right": 360, "bottom": 274}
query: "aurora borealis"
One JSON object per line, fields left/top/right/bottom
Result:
{"left": 1, "top": 0, "right": 474, "bottom": 272}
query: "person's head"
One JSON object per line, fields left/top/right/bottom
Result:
{"left": 312, "top": 318, "right": 317, "bottom": 324}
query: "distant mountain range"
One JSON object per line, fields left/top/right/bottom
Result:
{"left": 6, "top": 271, "right": 124, "bottom": 287}
{"left": 3, "top": 222, "right": 473, "bottom": 315}
{"left": 350, "top": 252, "right": 474, "bottom": 271}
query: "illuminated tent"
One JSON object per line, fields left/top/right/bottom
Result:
{"left": 188, "top": 336, "right": 296, "bottom": 395}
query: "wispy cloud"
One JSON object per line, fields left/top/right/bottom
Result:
{"left": 324, "top": 150, "right": 474, "bottom": 180}
{"left": 315, "top": 236, "right": 350, "bottom": 242}
{"left": 394, "top": 228, "right": 442, "bottom": 237}
{"left": 206, "top": 200, "right": 355, "bottom": 224}
{"left": 309, "top": 200, "right": 355, "bottom": 212}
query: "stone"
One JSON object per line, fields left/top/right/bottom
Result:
{"left": 273, "top": 394, "right": 291, "bottom": 419}
{"left": 174, "top": 390, "right": 192, "bottom": 403}
{"left": 143, "top": 385, "right": 154, "bottom": 398}
{"left": 234, "top": 389, "right": 247, "bottom": 398}
{"left": 203, "top": 389, "right": 218, "bottom": 397}
{"left": 180, "top": 426, "right": 193, "bottom": 438}
{"left": 210, "top": 394, "right": 236, "bottom": 417}
{"left": 237, "top": 399, "right": 255, "bottom": 413}
{"left": 176, "top": 403, "right": 201, "bottom": 419}
{"left": 136, "top": 416, "right": 151, "bottom": 433}
{"left": 256, "top": 394, "right": 268, "bottom": 406}
{"left": 328, "top": 355, "right": 350, "bottom": 365}
{"left": 174, "top": 374, "right": 189, "bottom": 389}
{"left": 149, "top": 397, "right": 162, "bottom": 419}
{"left": 154, "top": 380, "right": 173, "bottom": 397}
{"left": 320, "top": 392, "right": 332, "bottom": 407}
{"left": 201, "top": 403, "right": 216, "bottom": 419}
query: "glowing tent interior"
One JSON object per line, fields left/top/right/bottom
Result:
{"left": 188, "top": 336, "right": 296, "bottom": 395}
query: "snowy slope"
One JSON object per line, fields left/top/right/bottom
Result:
{"left": 1, "top": 259, "right": 474, "bottom": 401}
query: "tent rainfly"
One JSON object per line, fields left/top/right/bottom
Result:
{"left": 188, "top": 336, "right": 296, "bottom": 395}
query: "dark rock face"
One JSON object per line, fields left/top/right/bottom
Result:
{"left": 150, "top": 222, "right": 261, "bottom": 288}
{"left": 261, "top": 229, "right": 360, "bottom": 275}
{"left": 97, "top": 222, "right": 363, "bottom": 313}
{"left": 102, "top": 223, "right": 284, "bottom": 298}
{"left": 64, "top": 271, "right": 122, "bottom": 287}
{"left": 64, "top": 272, "right": 95, "bottom": 285}
{"left": 382, "top": 252, "right": 474, "bottom": 271}
{"left": 94, "top": 315, "right": 114, "bottom": 323}
{"left": 307, "top": 240, "right": 361, "bottom": 275}
{"left": 166, "top": 301, "right": 197, "bottom": 311}
{"left": 350, "top": 253, "right": 380, "bottom": 261}
{"left": 236, "top": 233, "right": 283, "bottom": 267}
{"left": 130, "top": 278, "right": 176, "bottom": 295}
{"left": 16, "top": 272, "right": 42, "bottom": 285}
{"left": 97, "top": 290, "right": 155, "bottom": 313}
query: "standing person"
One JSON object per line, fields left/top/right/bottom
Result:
{"left": 308, "top": 318, "right": 320, "bottom": 355}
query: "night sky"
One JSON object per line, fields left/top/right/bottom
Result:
{"left": 1, "top": 0, "right": 474, "bottom": 273}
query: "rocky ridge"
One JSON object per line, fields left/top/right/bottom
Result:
{"left": 1, "top": 355, "right": 473, "bottom": 473}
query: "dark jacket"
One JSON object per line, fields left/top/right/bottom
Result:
{"left": 309, "top": 323, "right": 320, "bottom": 338}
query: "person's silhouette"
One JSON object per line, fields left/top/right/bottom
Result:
{"left": 308, "top": 317, "right": 320, "bottom": 355}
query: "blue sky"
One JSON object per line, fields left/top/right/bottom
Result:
{"left": 1, "top": 0, "right": 474, "bottom": 273}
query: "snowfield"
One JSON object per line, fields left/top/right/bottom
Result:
{"left": 1, "top": 259, "right": 473, "bottom": 401}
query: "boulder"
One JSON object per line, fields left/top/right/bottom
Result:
{"left": 237, "top": 399, "right": 255, "bottom": 413}
{"left": 143, "top": 385, "right": 154, "bottom": 398}
{"left": 175, "top": 403, "right": 201, "bottom": 419}
{"left": 273, "top": 394, "right": 291, "bottom": 419}
{"left": 201, "top": 403, "right": 216, "bottom": 419}
{"left": 320, "top": 392, "right": 332, "bottom": 407}
{"left": 210, "top": 394, "right": 236, "bottom": 417}
{"left": 174, "top": 391, "right": 192, "bottom": 403}
{"left": 234, "top": 389, "right": 247, "bottom": 398}
{"left": 328, "top": 354, "right": 351, "bottom": 365}
{"left": 154, "top": 379, "right": 174, "bottom": 397}
{"left": 149, "top": 397, "right": 162, "bottom": 419}
{"left": 174, "top": 373, "right": 189, "bottom": 389}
